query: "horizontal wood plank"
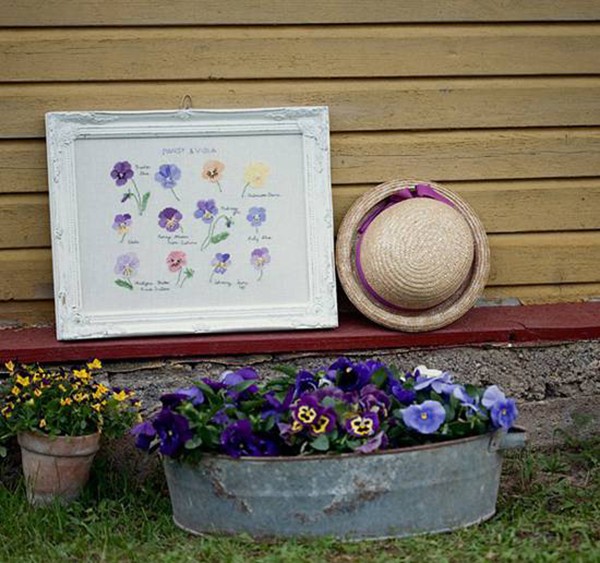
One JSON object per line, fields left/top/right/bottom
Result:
{"left": 3, "top": 179, "right": 600, "bottom": 249}
{"left": 2, "top": 1, "right": 599, "bottom": 26}
{"left": 489, "top": 232, "right": 600, "bottom": 285}
{"left": 1, "top": 233, "right": 598, "bottom": 301}
{"left": 331, "top": 128, "right": 600, "bottom": 183}
{"left": 0, "top": 194, "right": 50, "bottom": 248}
{"left": 3, "top": 77, "right": 600, "bottom": 139}
{"left": 483, "top": 283, "right": 600, "bottom": 305}
{"left": 5, "top": 129, "right": 600, "bottom": 194}
{"left": 2, "top": 25, "right": 600, "bottom": 82}
{"left": 333, "top": 179, "right": 600, "bottom": 234}
{"left": 5, "top": 283, "right": 600, "bottom": 328}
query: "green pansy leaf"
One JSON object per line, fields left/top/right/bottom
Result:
{"left": 211, "top": 232, "right": 229, "bottom": 244}
{"left": 141, "top": 192, "right": 151, "bottom": 212}
{"left": 114, "top": 279, "right": 133, "bottom": 290}
{"left": 185, "top": 436, "right": 203, "bottom": 449}
{"left": 311, "top": 435, "right": 330, "bottom": 451}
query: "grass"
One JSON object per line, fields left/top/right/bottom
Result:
{"left": 0, "top": 435, "right": 598, "bottom": 563}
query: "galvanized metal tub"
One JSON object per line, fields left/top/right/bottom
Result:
{"left": 163, "top": 428, "right": 526, "bottom": 540}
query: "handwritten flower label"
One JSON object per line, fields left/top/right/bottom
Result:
{"left": 194, "top": 199, "right": 233, "bottom": 251}
{"left": 210, "top": 253, "right": 231, "bottom": 283}
{"left": 158, "top": 207, "right": 184, "bottom": 233}
{"left": 112, "top": 213, "right": 132, "bottom": 242}
{"left": 155, "top": 164, "right": 182, "bottom": 201}
{"left": 166, "top": 250, "right": 194, "bottom": 288}
{"left": 202, "top": 160, "right": 225, "bottom": 192}
{"left": 246, "top": 206, "right": 266, "bottom": 233}
{"left": 250, "top": 247, "right": 271, "bottom": 281}
{"left": 111, "top": 161, "right": 150, "bottom": 216}
{"left": 114, "top": 252, "right": 139, "bottom": 290}
{"left": 241, "top": 162, "right": 270, "bottom": 197}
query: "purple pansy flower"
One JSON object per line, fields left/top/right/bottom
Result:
{"left": 359, "top": 385, "right": 391, "bottom": 419}
{"left": 155, "top": 164, "right": 181, "bottom": 190}
{"left": 114, "top": 252, "right": 139, "bottom": 277}
{"left": 309, "top": 407, "right": 337, "bottom": 436}
{"left": 345, "top": 412, "right": 380, "bottom": 438}
{"left": 326, "top": 357, "right": 373, "bottom": 392}
{"left": 220, "top": 420, "right": 278, "bottom": 458}
{"left": 246, "top": 207, "right": 266, "bottom": 228}
{"left": 262, "top": 386, "right": 295, "bottom": 420}
{"left": 291, "top": 395, "right": 321, "bottom": 429}
{"left": 356, "top": 431, "right": 388, "bottom": 454}
{"left": 158, "top": 207, "right": 183, "bottom": 232}
{"left": 130, "top": 421, "right": 156, "bottom": 451}
{"left": 482, "top": 386, "right": 518, "bottom": 429}
{"left": 112, "top": 213, "right": 132, "bottom": 240}
{"left": 250, "top": 247, "right": 271, "bottom": 280}
{"left": 294, "top": 370, "right": 319, "bottom": 397}
{"left": 211, "top": 253, "right": 231, "bottom": 275}
{"left": 453, "top": 385, "right": 480, "bottom": 413}
{"left": 401, "top": 400, "right": 446, "bottom": 434}
{"left": 160, "top": 386, "right": 204, "bottom": 408}
{"left": 388, "top": 377, "right": 417, "bottom": 404}
{"left": 110, "top": 161, "right": 134, "bottom": 186}
{"left": 220, "top": 367, "right": 259, "bottom": 399}
{"left": 414, "top": 367, "right": 456, "bottom": 395}
{"left": 152, "top": 408, "right": 193, "bottom": 457}
{"left": 194, "top": 199, "right": 218, "bottom": 223}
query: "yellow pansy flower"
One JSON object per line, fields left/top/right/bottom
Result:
{"left": 74, "top": 393, "right": 89, "bottom": 403}
{"left": 39, "top": 419, "right": 47, "bottom": 429}
{"left": 93, "top": 383, "right": 110, "bottom": 399}
{"left": 87, "top": 359, "right": 102, "bottom": 370}
{"left": 113, "top": 390, "right": 128, "bottom": 402}
{"left": 60, "top": 397, "right": 73, "bottom": 407}
{"left": 4, "top": 361, "right": 15, "bottom": 372}
{"left": 73, "top": 369, "right": 91, "bottom": 381}
{"left": 34, "top": 389, "right": 42, "bottom": 397}
{"left": 242, "top": 162, "right": 270, "bottom": 196}
{"left": 91, "top": 403, "right": 102, "bottom": 412}
{"left": 16, "top": 375, "right": 30, "bottom": 387}
{"left": 58, "top": 384, "right": 67, "bottom": 392}
{"left": 11, "top": 386, "right": 20, "bottom": 396}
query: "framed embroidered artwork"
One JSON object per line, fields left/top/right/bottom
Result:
{"left": 46, "top": 107, "right": 337, "bottom": 340}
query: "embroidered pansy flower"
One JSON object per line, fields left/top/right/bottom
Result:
{"left": 166, "top": 251, "right": 187, "bottom": 272}
{"left": 112, "top": 213, "right": 132, "bottom": 241}
{"left": 242, "top": 162, "right": 270, "bottom": 196}
{"left": 202, "top": 160, "right": 225, "bottom": 191}
{"left": 194, "top": 199, "right": 218, "bottom": 223}
{"left": 250, "top": 247, "right": 271, "bottom": 281}
{"left": 210, "top": 253, "right": 231, "bottom": 282}
{"left": 158, "top": 207, "right": 183, "bottom": 232}
{"left": 114, "top": 253, "right": 139, "bottom": 278}
{"left": 155, "top": 164, "right": 182, "bottom": 200}
{"left": 246, "top": 207, "right": 266, "bottom": 229}
{"left": 110, "top": 161, "right": 134, "bottom": 186}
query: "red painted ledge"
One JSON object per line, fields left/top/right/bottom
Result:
{"left": 1, "top": 303, "right": 599, "bottom": 364}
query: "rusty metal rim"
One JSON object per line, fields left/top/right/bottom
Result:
{"left": 169, "top": 427, "right": 526, "bottom": 465}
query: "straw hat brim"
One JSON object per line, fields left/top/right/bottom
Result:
{"left": 336, "top": 180, "right": 490, "bottom": 332}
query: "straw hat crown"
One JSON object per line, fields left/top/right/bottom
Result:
{"left": 360, "top": 198, "right": 474, "bottom": 310}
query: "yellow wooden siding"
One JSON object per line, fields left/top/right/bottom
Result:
{"left": 2, "top": 26, "right": 600, "bottom": 82}
{"left": 3, "top": 1, "right": 600, "bottom": 26}
{"left": 1, "top": 8, "right": 600, "bottom": 326}
{"left": 2, "top": 78, "right": 600, "bottom": 139}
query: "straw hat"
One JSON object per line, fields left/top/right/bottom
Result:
{"left": 336, "top": 180, "right": 490, "bottom": 332}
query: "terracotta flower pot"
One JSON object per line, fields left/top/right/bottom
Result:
{"left": 17, "top": 431, "right": 101, "bottom": 506}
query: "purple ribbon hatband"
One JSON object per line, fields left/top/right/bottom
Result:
{"left": 355, "top": 184, "right": 455, "bottom": 310}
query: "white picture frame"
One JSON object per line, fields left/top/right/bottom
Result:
{"left": 46, "top": 107, "right": 337, "bottom": 340}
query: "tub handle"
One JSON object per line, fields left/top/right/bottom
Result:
{"left": 489, "top": 427, "right": 527, "bottom": 452}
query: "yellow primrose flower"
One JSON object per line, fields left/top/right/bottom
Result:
{"left": 16, "top": 375, "right": 30, "bottom": 387}
{"left": 4, "top": 361, "right": 15, "bottom": 372}
{"left": 87, "top": 359, "right": 102, "bottom": 370}
{"left": 60, "top": 397, "right": 73, "bottom": 407}
{"left": 39, "top": 419, "right": 47, "bottom": 428}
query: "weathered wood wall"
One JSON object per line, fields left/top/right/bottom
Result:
{"left": 1, "top": 1, "right": 600, "bottom": 326}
